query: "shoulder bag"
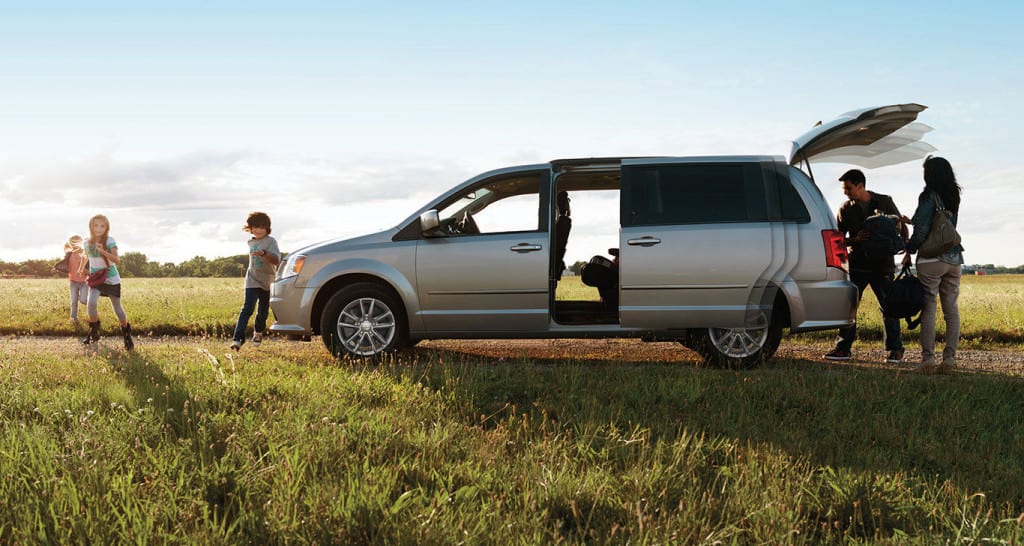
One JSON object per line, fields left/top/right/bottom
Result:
{"left": 918, "top": 193, "right": 961, "bottom": 259}
{"left": 86, "top": 246, "right": 110, "bottom": 288}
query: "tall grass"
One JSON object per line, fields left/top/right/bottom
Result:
{"left": 1, "top": 278, "right": 240, "bottom": 337}
{"left": 2, "top": 275, "right": 1022, "bottom": 346}
{"left": 1, "top": 337, "right": 1022, "bottom": 543}
{"left": 831, "top": 274, "right": 1024, "bottom": 347}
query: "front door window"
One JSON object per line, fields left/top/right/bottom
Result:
{"left": 436, "top": 174, "right": 542, "bottom": 235}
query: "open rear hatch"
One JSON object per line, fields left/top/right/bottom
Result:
{"left": 790, "top": 103, "right": 935, "bottom": 174}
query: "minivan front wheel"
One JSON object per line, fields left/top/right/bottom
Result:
{"left": 321, "top": 283, "right": 408, "bottom": 359}
{"left": 691, "top": 308, "right": 784, "bottom": 369}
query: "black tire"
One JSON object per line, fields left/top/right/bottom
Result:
{"left": 320, "top": 282, "right": 408, "bottom": 359}
{"left": 689, "top": 307, "right": 785, "bottom": 369}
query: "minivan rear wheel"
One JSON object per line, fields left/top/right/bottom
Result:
{"left": 690, "top": 308, "right": 784, "bottom": 369}
{"left": 320, "top": 283, "right": 408, "bottom": 359}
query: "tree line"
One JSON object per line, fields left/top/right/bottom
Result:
{"left": 2, "top": 254, "right": 1022, "bottom": 278}
{"left": 0, "top": 252, "right": 253, "bottom": 278}
{"left": 966, "top": 264, "right": 1024, "bottom": 275}
{"left": 565, "top": 261, "right": 1023, "bottom": 276}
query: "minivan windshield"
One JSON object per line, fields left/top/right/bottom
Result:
{"left": 439, "top": 188, "right": 492, "bottom": 221}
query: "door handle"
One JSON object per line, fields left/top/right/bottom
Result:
{"left": 510, "top": 243, "right": 543, "bottom": 253}
{"left": 626, "top": 237, "right": 661, "bottom": 247}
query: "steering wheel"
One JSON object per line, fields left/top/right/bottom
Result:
{"left": 442, "top": 212, "right": 480, "bottom": 235}
{"left": 458, "top": 212, "right": 479, "bottom": 234}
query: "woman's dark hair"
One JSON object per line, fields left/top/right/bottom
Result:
{"left": 922, "top": 156, "right": 961, "bottom": 213}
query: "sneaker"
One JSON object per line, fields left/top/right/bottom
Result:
{"left": 230, "top": 340, "right": 242, "bottom": 351}
{"left": 823, "top": 348, "right": 851, "bottom": 361}
{"left": 885, "top": 349, "right": 905, "bottom": 364}
{"left": 939, "top": 357, "right": 957, "bottom": 374}
{"left": 914, "top": 358, "right": 937, "bottom": 375}
{"left": 252, "top": 333, "right": 263, "bottom": 347}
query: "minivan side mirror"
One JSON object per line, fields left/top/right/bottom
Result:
{"left": 420, "top": 210, "right": 441, "bottom": 237}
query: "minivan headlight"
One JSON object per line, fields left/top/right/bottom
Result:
{"left": 279, "top": 254, "right": 306, "bottom": 280}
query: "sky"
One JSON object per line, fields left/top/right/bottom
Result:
{"left": 2, "top": 1, "right": 1023, "bottom": 267}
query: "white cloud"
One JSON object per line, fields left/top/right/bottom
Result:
{"left": 1, "top": 151, "right": 246, "bottom": 208}
{"left": 0, "top": 151, "right": 473, "bottom": 263}
{"left": 3, "top": 149, "right": 1024, "bottom": 268}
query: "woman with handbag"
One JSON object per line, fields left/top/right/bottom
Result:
{"left": 901, "top": 156, "right": 963, "bottom": 374}
{"left": 83, "top": 214, "right": 134, "bottom": 350}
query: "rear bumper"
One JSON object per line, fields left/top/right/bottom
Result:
{"left": 789, "top": 278, "right": 858, "bottom": 332}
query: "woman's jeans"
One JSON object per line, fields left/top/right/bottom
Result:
{"left": 233, "top": 287, "right": 270, "bottom": 343}
{"left": 69, "top": 281, "right": 88, "bottom": 320}
{"left": 916, "top": 260, "right": 961, "bottom": 363}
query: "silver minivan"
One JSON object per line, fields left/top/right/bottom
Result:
{"left": 271, "top": 104, "right": 931, "bottom": 366}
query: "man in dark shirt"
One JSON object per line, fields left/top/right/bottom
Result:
{"left": 824, "top": 169, "right": 907, "bottom": 363}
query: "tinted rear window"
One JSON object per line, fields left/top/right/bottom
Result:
{"left": 622, "top": 163, "right": 768, "bottom": 226}
{"left": 770, "top": 162, "right": 811, "bottom": 223}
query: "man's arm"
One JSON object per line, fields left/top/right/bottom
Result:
{"left": 883, "top": 195, "right": 909, "bottom": 240}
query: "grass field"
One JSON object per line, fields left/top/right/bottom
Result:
{"left": 1, "top": 277, "right": 1023, "bottom": 543}
{"left": 2, "top": 275, "right": 1023, "bottom": 346}
{"left": 2, "top": 277, "right": 242, "bottom": 337}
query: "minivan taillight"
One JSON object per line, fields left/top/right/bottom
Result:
{"left": 822, "top": 230, "right": 848, "bottom": 271}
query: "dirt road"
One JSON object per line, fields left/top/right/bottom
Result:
{"left": 5, "top": 335, "right": 1021, "bottom": 377}
{"left": 418, "top": 338, "right": 1024, "bottom": 377}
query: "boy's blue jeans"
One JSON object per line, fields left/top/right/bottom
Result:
{"left": 233, "top": 287, "right": 270, "bottom": 343}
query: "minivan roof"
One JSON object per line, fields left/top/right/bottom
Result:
{"left": 550, "top": 155, "right": 782, "bottom": 171}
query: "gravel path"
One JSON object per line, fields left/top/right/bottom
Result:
{"left": 4, "top": 335, "right": 1021, "bottom": 377}
{"left": 418, "top": 338, "right": 1024, "bottom": 377}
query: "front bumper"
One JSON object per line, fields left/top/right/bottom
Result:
{"left": 269, "top": 276, "right": 317, "bottom": 336}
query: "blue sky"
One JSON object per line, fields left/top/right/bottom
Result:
{"left": 2, "top": 1, "right": 1023, "bottom": 266}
